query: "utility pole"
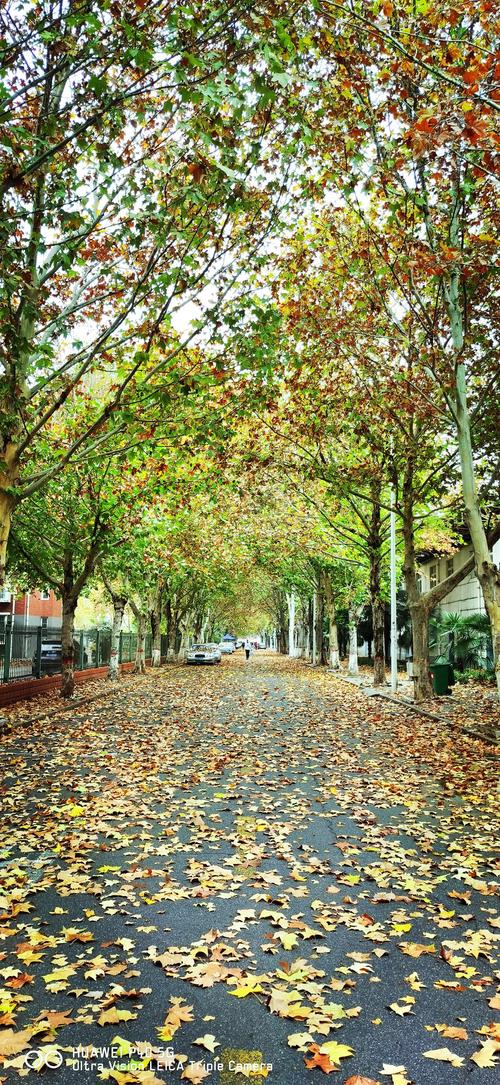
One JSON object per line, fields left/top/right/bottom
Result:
{"left": 390, "top": 487, "right": 398, "bottom": 692}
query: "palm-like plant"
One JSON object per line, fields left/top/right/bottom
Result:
{"left": 429, "top": 611, "right": 493, "bottom": 671}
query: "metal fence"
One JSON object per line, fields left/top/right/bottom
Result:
{"left": 0, "top": 620, "right": 160, "bottom": 684}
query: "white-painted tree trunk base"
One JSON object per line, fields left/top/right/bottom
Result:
{"left": 151, "top": 648, "right": 161, "bottom": 667}
{"left": 348, "top": 652, "right": 359, "bottom": 675}
{"left": 108, "top": 651, "right": 119, "bottom": 679}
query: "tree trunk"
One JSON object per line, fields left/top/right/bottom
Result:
{"left": 369, "top": 479, "right": 386, "bottom": 686}
{"left": 150, "top": 582, "right": 162, "bottom": 667}
{"left": 200, "top": 610, "right": 209, "bottom": 643}
{"left": 402, "top": 454, "right": 434, "bottom": 700}
{"left": 445, "top": 193, "right": 500, "bottom": 696}
{"left": 324, "top": 572, "right": 339, "bottom": 668}
{"left": 348, "top": 606, "right": 361, "bottom": 674}
{"left": 286, "top": 592, "right": 296, "bottom": 658}
{"left": 165, "top": 599, "right": 174, "bottom": 660}
{"left": 372, "top": 598, "right": 386, "bottom": 686}
{"left": 173, "top": 618, "right": 182, "bottom": 658}
{"left": 275, "top": 591, "right": 288, "bottom": 654}
{"left": 134, "top": 612, "right": 146, "bottom": 673}
{"left": 455, "top": 360, "right": 500, "bottom": 694}
{"left": 194, "top": 610, "right": 204, "bottom": 642}
{"left": 409, "top": 600, "right": 431, "bottom": 700}
{"left": 61, "top": 553, "right": 77, "bottom": 698}
{"left": 400, "top": 434, "right": 486, "bottom": 700}
{"left": 318, "top": 573, "right": 328, "bottom": 665}
{"left": 307, "top": 597, "right": 314, "bottom": 660}
{"left": 109, "top": 596, "right": 126, "bottom": 679}
{"left": 0, "top": 443, "right": 18, "bottom": 586}
{"left": 177, "top": 623, "right": 190, "bottom": 658}
{"left": 61, "top": 599, "right": 76, "bottom": 698}
{"left": 311, "top": 590, "right": 316, "bottom": 664}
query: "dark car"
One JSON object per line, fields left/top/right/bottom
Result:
{"left": 32, "top": 639, "right": 87, "bottom": 676}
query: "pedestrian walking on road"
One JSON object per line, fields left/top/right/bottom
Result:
{"left": 244, "top": 638, "right": 252, "bottom": 661}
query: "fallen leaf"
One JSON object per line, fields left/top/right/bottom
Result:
{"left": 388, "top": 1002, "right": 413, "bottom": 1017}
{"left": 343, "top": 1077, "right": 381, "bottom": 1085}
{"left": 181, "top": 1063, "right": 210, "bottom": 1083}
{"left": 98, "top": 1007, "right": 137, "bottom": 1026}
{"left": 470, "top": 1039, "right": 499, "bottom": 1069}
{"left": 193, "top": 1034, "right": 219, "bottom": 1053}
{"left": 435, "top": 1024, "right": 468, "bottom": 1041}
{"left": 423, "top": 1047, "right": 464, "bottom": 1068}
{"left": 0, "top": 1027, "right": 33, "bottom": 1057}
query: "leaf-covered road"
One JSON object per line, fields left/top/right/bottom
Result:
{"left": 0, "top": 654, "right": 498, "bottom": 1084}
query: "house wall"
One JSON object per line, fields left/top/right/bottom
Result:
{"left": 0, "top": 590, "right": 62, "bottom": 629}
{"left": 418, "top": 540, "right": 500, "bottom": 617}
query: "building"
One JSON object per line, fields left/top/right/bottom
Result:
{"left": 0, "top": 588, "right": 62, "bottom": 632}
{"left": 417, "top": 539, "right": 500, "bottom": 617}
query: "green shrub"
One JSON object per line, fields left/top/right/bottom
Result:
{"left": 429, "top": 611, "right": 493, "bottom": 671}
{"left": 454, "top": 667, "right": 495, "bottom": 685}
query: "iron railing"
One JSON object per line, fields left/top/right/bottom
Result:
{"left": 0, "top": 619, "right": 167, "bottom": 684}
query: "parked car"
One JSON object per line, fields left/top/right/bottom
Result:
{"left": 32, "top": 639, "right": 87, "bottom": 676}
{"left": 219, "top": 640, "right": 235, "bottom": 654}
{"left": 185, "top": 643, "right": 222, "bottom": 665}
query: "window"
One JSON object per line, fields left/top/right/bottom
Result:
{"left": 40, "top": 589, "right": 50, "bottom": 600}
{"left": 416, "top": 574, "right": 423, "bottom": 595}
{"left": 446, "top": 556, "right": 454, "bottom": 578}
{"left": 41, "top": 617, "right": 48, "bottom": 629}
{"left": 429, "top": 563, "right": 438, "bottom": 589}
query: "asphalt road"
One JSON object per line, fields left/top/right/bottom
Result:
{"left": 0, "top": 653, "right": 498, "bottom": 1084}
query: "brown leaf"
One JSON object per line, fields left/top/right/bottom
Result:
{"left": 436, "top": 1024, "right": 468, "bottom": 1041}
{"left": 5, "top": 972, "right": 34, "bottom": 989}
{"left": 343, "top": 1077, "right": 381, "bottom": 1085}
{"left": 37, "top": 1010, "right": 75, "bottom": 1029}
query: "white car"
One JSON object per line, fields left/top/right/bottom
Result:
{"left": 186, "top": 643, "right": 221, "bottom": 665}
{"left": 219, "top": 641, "right": 235, "bottom": 654}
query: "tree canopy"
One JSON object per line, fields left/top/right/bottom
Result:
{"left": 0, "top": 0, "right": 498, "bottom": 697}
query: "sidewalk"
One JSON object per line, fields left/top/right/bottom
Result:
{"left": 332, "top": 665, "right": 499, "bottom": 745}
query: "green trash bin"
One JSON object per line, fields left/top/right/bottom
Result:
{"left": 431, "top": 661, "right": 451, "bottom": 695}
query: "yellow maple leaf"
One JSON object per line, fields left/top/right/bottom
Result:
{"left": 228, "top": 981, "right": 264, "bottom": 998}
{"left": 318, "top": 1040, "right": 354, "bottom": 1062}
{"left": 98, "top": 1007, "right": 137, "bottom": 1026}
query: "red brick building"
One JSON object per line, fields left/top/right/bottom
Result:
{"left": 0, "top": 588, "right": 62, "bottom": 631}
